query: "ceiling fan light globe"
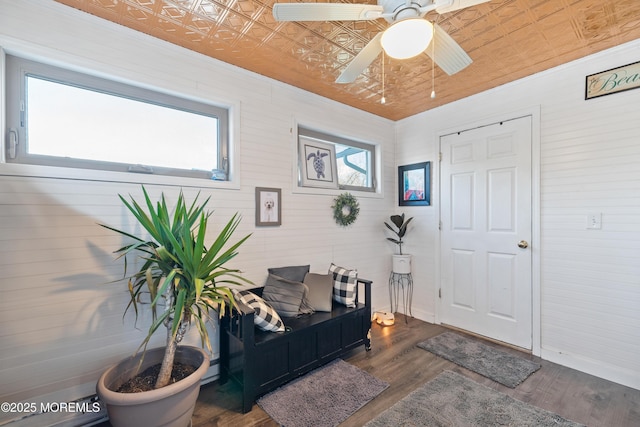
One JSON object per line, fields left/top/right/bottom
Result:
{"left": 381, "top": 19, "right": 433, "bottom": 60}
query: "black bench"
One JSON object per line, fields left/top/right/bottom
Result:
{"left": 219, "top": 279, "right": 372, "bottom": 413}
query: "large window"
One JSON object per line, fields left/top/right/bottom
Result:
{"left": 298, "top": 126, "right": 376, "bottom": 192}
{"left": 5, "top": 55, "right": 229, "bottom": 180}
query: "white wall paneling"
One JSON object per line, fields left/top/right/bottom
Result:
{"left": 1, "top": 1, "right": 639, "bottom": 425}
{"left": 0, "top": 1, "right": 395, "bottom": 423}
{"left": 396, "top": 38, "right": 640, "bottom": 390}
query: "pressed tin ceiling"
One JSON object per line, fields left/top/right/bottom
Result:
{"left": 54, "top": 0, "right": 640, "bottom": 121}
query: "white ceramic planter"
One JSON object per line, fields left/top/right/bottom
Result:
{"left": 392, "top": 254, "right": 412, "bottom": 274}
{"left": 96, "top": 346, "right": 208, "bottom": 427}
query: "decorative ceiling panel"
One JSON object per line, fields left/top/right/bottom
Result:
{"left": 54, "top": 0, "right": 640, "bottom": 120}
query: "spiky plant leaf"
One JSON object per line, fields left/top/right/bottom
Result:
{"left": 99, "top": 186, "right": 252, "bottom": 389}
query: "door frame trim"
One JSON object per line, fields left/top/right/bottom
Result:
{"left": 434, "top": 106, "right": 541, "bottom": 356}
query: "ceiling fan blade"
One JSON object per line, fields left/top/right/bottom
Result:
{"left": 426, "top": 23, "right": 472, "bottom": 75}
{"left": 436, "top": 0, "right": 490, "bottom": 14}
{"left": 336, "top": 33, "right": 383, "bottom": 84}
{"left": 272, "top": 3, "right": 383, "bottom": 22}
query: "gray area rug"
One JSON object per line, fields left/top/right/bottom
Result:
{"left": 365, "top": 370, "right": 585, "bottom": 427}
{"left": 257, "top": 359, "right": 388, "bottom": 427}
{"left": 418, "top": 331, "right": 541, "bottom": 388}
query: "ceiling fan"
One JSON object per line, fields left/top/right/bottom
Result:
{"left": 272, "top": 0, "right": 490, "bottom": 83}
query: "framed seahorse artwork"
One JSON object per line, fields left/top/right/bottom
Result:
{"left": 298, "top": 138, "right": 338, "bottom": 189}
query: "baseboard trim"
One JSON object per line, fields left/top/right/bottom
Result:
{"left": 540, "top": 346, "right": 640, "bottom": 391}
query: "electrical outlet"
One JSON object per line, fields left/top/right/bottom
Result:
{"left": 587, "top": 213, "right": 601, "bottom": 229}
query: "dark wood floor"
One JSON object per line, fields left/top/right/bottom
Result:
{"left": 190, "top": 315, "right": 640, "bottom": 426}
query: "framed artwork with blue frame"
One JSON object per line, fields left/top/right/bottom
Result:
{"left": 398, "top": 162, "right": 430, "bottom": 206}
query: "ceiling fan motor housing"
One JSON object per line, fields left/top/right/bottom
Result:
{"left": 380, "top": 0, "right": 433, "bottom": 23}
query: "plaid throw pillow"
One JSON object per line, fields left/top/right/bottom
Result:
{"left": 232, "top": 289, "right": 285, "bottom": 332}
{"left": 329, "top": 263, "right": 358, "bottom": 308}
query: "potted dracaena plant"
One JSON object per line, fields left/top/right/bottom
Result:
{"left": 384, "top": 213, "right": 414, "bottom": 274}
{"left": 96, "top": 186, "right": 251, "bottom": 427}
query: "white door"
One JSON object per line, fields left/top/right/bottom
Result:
{"left": 439, "top": 116, "right": 532, "bottom": 349}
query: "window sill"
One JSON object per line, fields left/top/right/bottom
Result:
{"left": 0, "top": 162, "right": 240, "bottom": 190}
{"left": 292, "top": 185, "right": 384, "bottom": 199}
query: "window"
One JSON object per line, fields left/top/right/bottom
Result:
{"left": 5, "top": 55, "right": 229, "bottom": 180}
{"left": 298, "top": 126, "right": 376, "bottom": 192}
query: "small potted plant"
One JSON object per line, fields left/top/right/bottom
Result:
{"left": 384, "top": 213, "right": 413, "bottom": 274}
{"left": 96, "top": 187, "right": 252, "bottom": 427}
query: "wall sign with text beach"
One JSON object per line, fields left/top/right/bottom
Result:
{"left": 586, "top": 60, "right": 640, "bottom": 99}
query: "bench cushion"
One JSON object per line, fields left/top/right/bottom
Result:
{"left": 253, "top": 301, "right": 365, "bottom": 345}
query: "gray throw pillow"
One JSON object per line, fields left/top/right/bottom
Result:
{"left": 262, "top": 274, "right": 307, "bottom": 318}
{"left": 303, "top": 272, "right": 334, "bottom": 312}
{"left": 268, "top": 265, "right": 310, "bottom": 283}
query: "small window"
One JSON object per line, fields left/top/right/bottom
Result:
{"left": 5, "top": 55, "right": 229, "bottom": 180}
{"left": 298, "top": 126, "right": 376, "bottom": 192}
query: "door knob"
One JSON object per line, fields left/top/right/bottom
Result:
{"left": 518, "top": 240, "right": 529, "bottom": 249}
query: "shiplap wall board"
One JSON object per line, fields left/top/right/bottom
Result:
{"left": 396, "top": 38, "right": 640, "bottom": 390}
{"left": 0, "top": 0, "right": 396, "bottom": 419}
{"left": 1, "top": 1, "right": 639, "bottom": 425}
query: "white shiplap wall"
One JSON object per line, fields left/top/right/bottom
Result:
{"left": 1, "top": 1, "right": 638, "bottom": 423}
{"left": 396, "top": 39, "right": 640, "bottom": 390}
{"left": 0, "top": 0, "right": 396, "bottom": 421}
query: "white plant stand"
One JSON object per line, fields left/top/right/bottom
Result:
{"left": 389, "top": 254, "right": 413, "bottom": 322}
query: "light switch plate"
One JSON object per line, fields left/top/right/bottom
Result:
{"left": 587, "top": 213, "right": 601, "bottom": 229}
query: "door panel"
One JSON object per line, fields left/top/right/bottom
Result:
{"left": 451, "top": 173, "right": 474, "bottom": 230}
{"left": 488, "top": 168, "right": 515, "bottom": 231}
{"left": 487, "top": 251, "right": 516, "bottom": 319}
{"left": 452, "top": 249, "right": 475, "bottom": 310}
{"left": 440, "top": 116, "right": 532, "bottom": 349}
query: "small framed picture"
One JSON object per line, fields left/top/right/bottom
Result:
{"left": 298, "top": 138, "right": 338, "bottom": 189}
{"left": 256, "top": 187, "right": 282, "bottom": 226}
{"left": 398, "top": 162, "right": 430, "bottom": 206}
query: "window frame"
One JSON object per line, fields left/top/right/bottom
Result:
{"left": 4, "top": 54, "right": 230, "bottom": 182}
{"left": 297, "top": 125, "right": 377, "bottom": 193}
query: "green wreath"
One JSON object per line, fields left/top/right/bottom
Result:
{"left": 332, "top": 193, "right": 360, "bottom": 227}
